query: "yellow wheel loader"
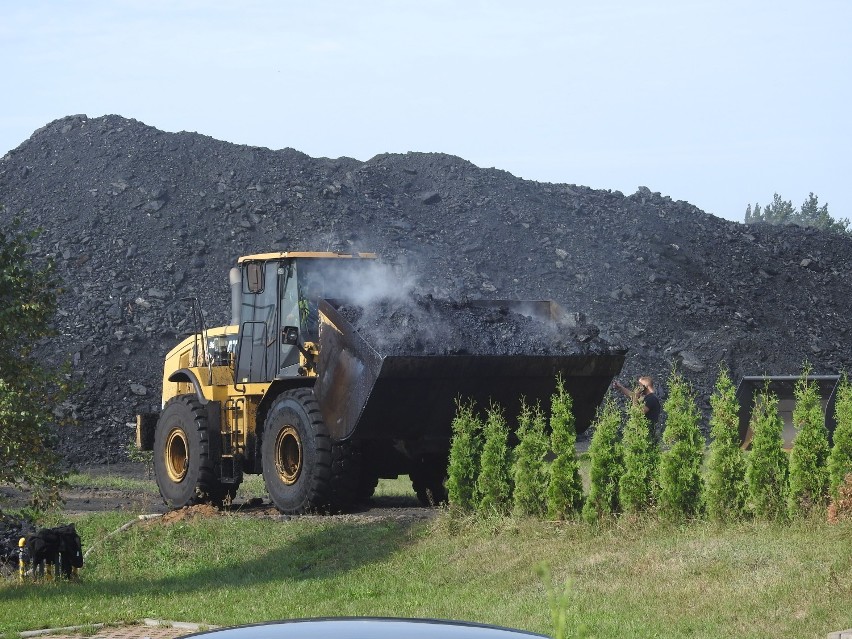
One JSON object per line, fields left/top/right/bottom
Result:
{"left": 137, "top": 251, "right": 625, "bottom": 514}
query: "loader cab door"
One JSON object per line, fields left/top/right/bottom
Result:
{"left": 235, "top": 261, "right": 276, "bottom": 383}
{"left": 277, "top": 264, "right": 301, "bottom": 376}
{"left": 236, "top": 260, "right": 297, "bottom": 383}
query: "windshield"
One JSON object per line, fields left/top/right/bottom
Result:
{"left": 296, "top": 258, "right": 374, "bottom": 339}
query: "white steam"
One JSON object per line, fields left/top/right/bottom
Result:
{"left": 336, "top": 259, "right": 418, "bottom": 307}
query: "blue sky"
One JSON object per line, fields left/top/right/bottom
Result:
{"left": 2, "top": 1, "right": 849, "bottom": 222}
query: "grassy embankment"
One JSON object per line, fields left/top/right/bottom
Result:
{"left": 2, "top": 473, "right": 852, "bottom": 638}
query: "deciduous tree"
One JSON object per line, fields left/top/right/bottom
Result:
{"left": 0, "top": 215, "right": 67, "bottom": 512}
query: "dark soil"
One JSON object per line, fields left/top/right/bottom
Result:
{"left": 1, "top": 113, "right": 851, "bottom": 465}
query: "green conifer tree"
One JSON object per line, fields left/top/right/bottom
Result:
{"left": 582, "top": 396, "right": 623, "bottom": 523}
{"left": 446, "top": 399, "right": 483, "bottom": 511}
{"left": 746, "top": 387, "right": 788, "bottom": 520}
{"left": 512, "top": 400, "right": 549, "bottom": 517}
{"left": 658, "top": 368, "right": 705, "bottom": 520}
{"left": 827, "top": 374, "right": 852, "bottom": 499}
{"left": 546, "top": 376, "right": 584, "bottom": 520}
{"left": 764, "top": 193, "right": 796, "bottom": 224}
{"left": 745, "top": 192, "right": 849, "bottom": 236}
{"left": 788, "top": 365, "right": 830, "bottom": 516}
{"left": 798, "top": 193, "right": 850, "bottom": 234}
{"left": 477, "top": 402, "right": 513, "bottom": 514}
{"left": 705, "top": 365, "right": 747, "bottom": 522}
{"left": 619, "top": 402, "right": 658, "bottom": 514}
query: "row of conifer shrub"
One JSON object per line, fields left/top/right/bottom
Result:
{"left": 445, "top": 367, "right": 852, "bottom": 522}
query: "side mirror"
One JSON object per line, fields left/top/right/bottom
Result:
{"left": 282, "top": 326, "right": 299, "bottom": 345}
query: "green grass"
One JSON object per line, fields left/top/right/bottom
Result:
{"left": 234, "top": 474, "right": 418, "bottom": 504}
{"left": 64, "top": 473, "right": 159, "bottom": 494}
{"left": 2, "top": 507, "right": 850, "bottom": 638}
{"left": 61, "top": 472, "right": 417, "bottom": 504}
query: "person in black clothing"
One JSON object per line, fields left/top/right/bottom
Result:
{"left": 612, "top": 375, "right": 662, "bottom": 442}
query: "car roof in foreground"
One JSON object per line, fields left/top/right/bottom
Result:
{"left": 183, "top": 617, "right": 549, "bottom": 639}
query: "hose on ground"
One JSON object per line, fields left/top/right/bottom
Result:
{"left": 83, "top": 513, "right": 162, "bottom": 561}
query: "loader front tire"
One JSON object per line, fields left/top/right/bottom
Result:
{"left": 153, "top": 395, "right": 221, "bottom": 508}
{"left": 262, "top": 389, "right": 332, "bottom": 514}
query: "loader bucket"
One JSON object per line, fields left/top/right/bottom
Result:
{"left": 313, "top": 297, "right": 626, "bottom": 452}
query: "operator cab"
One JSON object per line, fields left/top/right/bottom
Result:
{"left": 234, "top": 252, "right": 376, "bottom": 383}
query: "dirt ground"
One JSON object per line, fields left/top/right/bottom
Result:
{"left": 0, "top": 463, "right": 165, "bottom": 516}
{"left": 2, "top": 461, "right": 435, "bottom": 524}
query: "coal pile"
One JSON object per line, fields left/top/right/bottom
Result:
{"left": 1, "top": 114, "right": 851, "bottom": 464}
{"left": 334, "top": 294, "right": 613, "bottom": 357}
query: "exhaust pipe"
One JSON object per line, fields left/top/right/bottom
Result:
{"left": 229, "top": 267, "right": 242, "bottom": 326}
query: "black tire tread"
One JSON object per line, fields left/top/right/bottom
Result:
{"left": 262, "top": 388, "right": 332, "bottom": 513}
{"left": 154, "top": 394, "right": 224, "bottom": 508}
{"left": 356, "top": 471, "right": 380, "bottom": 502}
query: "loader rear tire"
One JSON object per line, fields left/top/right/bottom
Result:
{"left": 262, "top": 388, "right": 332, "bottom": 514}
{"left": 153, "top": 395, "right": 221, "bottom": 508}
{"left": 356, "top": 472, "right": 380, "bottom": 502}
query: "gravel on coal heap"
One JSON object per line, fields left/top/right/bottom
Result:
{"left": 335, "top": 294, "right": 613, "bottom": 357}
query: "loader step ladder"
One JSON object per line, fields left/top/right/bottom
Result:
{"left": 221, "top": 398, "right": 247, "bottom": 482}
